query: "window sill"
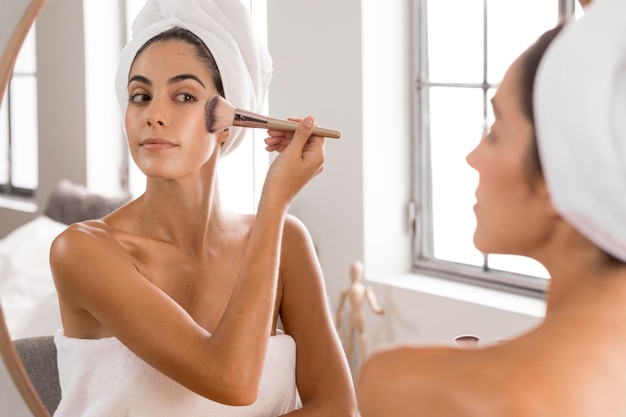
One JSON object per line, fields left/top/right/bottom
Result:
{"left": 366, "top": 272, "right": 546, "bottom": 319}
{"left": 0, "top": 195, "right": 38, "bottom": 213}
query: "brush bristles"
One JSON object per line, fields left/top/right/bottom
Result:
{"left": 205, "top": 95, "right": 236, "bottom": 133}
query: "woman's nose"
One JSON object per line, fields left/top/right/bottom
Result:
{"left": 146, "top": 117, "right": 165, "bottom": 127}
{"left": 466, "top": 145, "right": 477, "bottom": 169}
{"left": 145, "top": 102, "right": 167, "bottom": 127}
{"left": 466, "top": 136, "right": 483, "bottom": 169}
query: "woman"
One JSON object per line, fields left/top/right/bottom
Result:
{"left": 357, "top": 0, "right": 626, "bottom": 416}
{"left": 50, "top": 0, "right": 356, "bottom": 415}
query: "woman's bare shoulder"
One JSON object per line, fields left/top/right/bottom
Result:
{"left": 358, "top": 324, "right": 626, "bottom": 417}
{"left": 51, "top": 220, "right": 120, "bottom": 256}
{"left": 51, "top": 198, "right": 150, "bottom": 254}
{"left": 281, "top": 213, "right": 312, "bottom": 243}
{"left": 358, "top": 339, "right": 565, "bottom": 417}
{"left": 49, "top": 219, "right": 134, "bottom": 286}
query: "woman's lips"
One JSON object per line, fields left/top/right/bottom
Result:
{"left": 141, "top": 138, "right": 177, "bottom": 151}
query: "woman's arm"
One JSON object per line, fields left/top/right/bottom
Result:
{"left": 51, "top": 117, "right": 325, "bottom": 406}
{"left": 278, "top": 215, "right": 358, "bottom": 416}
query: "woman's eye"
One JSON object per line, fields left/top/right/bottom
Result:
{"left": 485, "top": 131, "right": 498, "bottom": 143}
{"left": 485, "top": 124, "right": 497, "bottom": 142}
{"left": 175, "top": 93, "right": 196, "bottom": 103}
{"left": 129, "top": 93, "right": 150, "bottom": 103}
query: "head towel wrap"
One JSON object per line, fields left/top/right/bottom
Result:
{"left": 534, "top": 0, "right": 626, "bottom": 261}
{"left": 115, "top": 0, "right": 273, "bottom": 155}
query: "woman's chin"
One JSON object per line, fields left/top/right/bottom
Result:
{"left": 472, "top": 233, "right": 494, "bottom": 255}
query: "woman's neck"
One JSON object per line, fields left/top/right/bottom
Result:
{"left": 543, "top": 248, "right": 626, "bottom": 316}
{"left": 524, "top": 219, "right": 623, "bottom": 313}
{"left": 134, "top": 168, "right": 231, "bottom": 253}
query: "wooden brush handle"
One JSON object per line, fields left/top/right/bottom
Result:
{"left": 267, "top": 117, "right": 341, "bottom": 139}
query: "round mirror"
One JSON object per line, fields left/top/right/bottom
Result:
{"left": 0, "top": 1, "right": 49, "bottom": 416}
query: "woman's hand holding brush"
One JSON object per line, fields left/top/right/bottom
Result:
{"left": 264, "top": 117, "right": 311, "bottom": 153}
{"left": 259, "top": 116, "right": 325, "bottom": 209}
{"left": 204, "top": 92, "right": 330, "bottom": 210}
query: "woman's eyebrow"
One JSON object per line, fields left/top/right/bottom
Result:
{"left": 127, "top": 74, "right": 206, "bottom": 89}
{"left": 169, "top": 74, "right": 206, "bottom": 88}
{"left": 490, "top": 97, "right": 501, "bottom": 119}
{"left": 128, "top": 74, "right": 151, "bottom": 87}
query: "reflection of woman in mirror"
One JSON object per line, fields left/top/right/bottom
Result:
{"left": 357, "top": 1, "right": 626, "bottom": 416}
{"left": 49, "top": 0, "right": 356, "bottom": 415}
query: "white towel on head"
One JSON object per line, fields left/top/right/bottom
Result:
{"left": 534, "top": 0, "right": 626, "bottom": 262}
{"left": 115, "top": 0, "right": 273, "bottom": 155}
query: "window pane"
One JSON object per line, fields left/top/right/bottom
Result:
{"left": 427, "top": 0, "right": 484, "bottom": 84}
{"left": 218, "top": 135, "right": 255, "bottom": 214}
{"left": 84, "top": 0, "right": 126, "bottom": 196}
{"left": 13, "top": 25, "right": 37, "bottom": 74}
{"left": 128, "top": 155, "right": 143, "bottom": 198}
{"left": 487, "top": 0, "right": 557, "bottom": 83}
{"left": 126, "top": 0, "right": 145, "bottom": 36}
{"left": 0, "top": 93, "right": 8, "bottom": 184}
{"left": 488, "top": 254, "right": 550, "bottom": 279}
{"left": 575, "top": 2, "right": 585, "bottom": 19}
{"left": 429, "top": 87, "right": 483, "bottom": 266}
{"left": 10, "top": 77, "right": 38, "bottom": 189}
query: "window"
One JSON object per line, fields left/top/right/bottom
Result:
{"left": 0, "top": 24, "right": 38, "bottom": 198}
{"left": 412, "top": 0, "right": 583, "bottom": 296}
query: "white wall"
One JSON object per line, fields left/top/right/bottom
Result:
{"left": 267, "top": 0, "right": 366, "bottom": 315}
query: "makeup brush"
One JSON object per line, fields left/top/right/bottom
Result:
{"left": 205, "top": 95, "right": 341, "bottom": 139}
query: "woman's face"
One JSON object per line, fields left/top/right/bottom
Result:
{"left": 466, "top": 55, "right": 553, "bottom": 257}
{"left": 125, "top": 39, "right": 225, "bottom": 179}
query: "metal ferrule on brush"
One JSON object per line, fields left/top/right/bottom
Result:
{"left": 233, "top": 109, "right": 269, "bottom": 129}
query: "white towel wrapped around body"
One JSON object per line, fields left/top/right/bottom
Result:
{"left": 115, "top": 0, "right": 273, "bottom": 156}
{"left": 53, "top": 330, "right": 298, "bottom": 416}
{"left": 534, "top": 0, "right": 626, "bottom": 262}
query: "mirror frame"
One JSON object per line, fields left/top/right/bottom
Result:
{"left": 0, "top": 1, "right": 49, "bottom": 416}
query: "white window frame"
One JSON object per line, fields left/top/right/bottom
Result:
{"left": 411, "top": 0, "right": 580, "bottom": 297}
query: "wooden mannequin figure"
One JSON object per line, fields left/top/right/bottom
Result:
{"left": 336, "top": 261, "right": 385, "bottom": 369}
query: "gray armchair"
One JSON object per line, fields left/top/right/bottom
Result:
{"left": 14, "top": 336, "right": 61, "bottom": 416}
